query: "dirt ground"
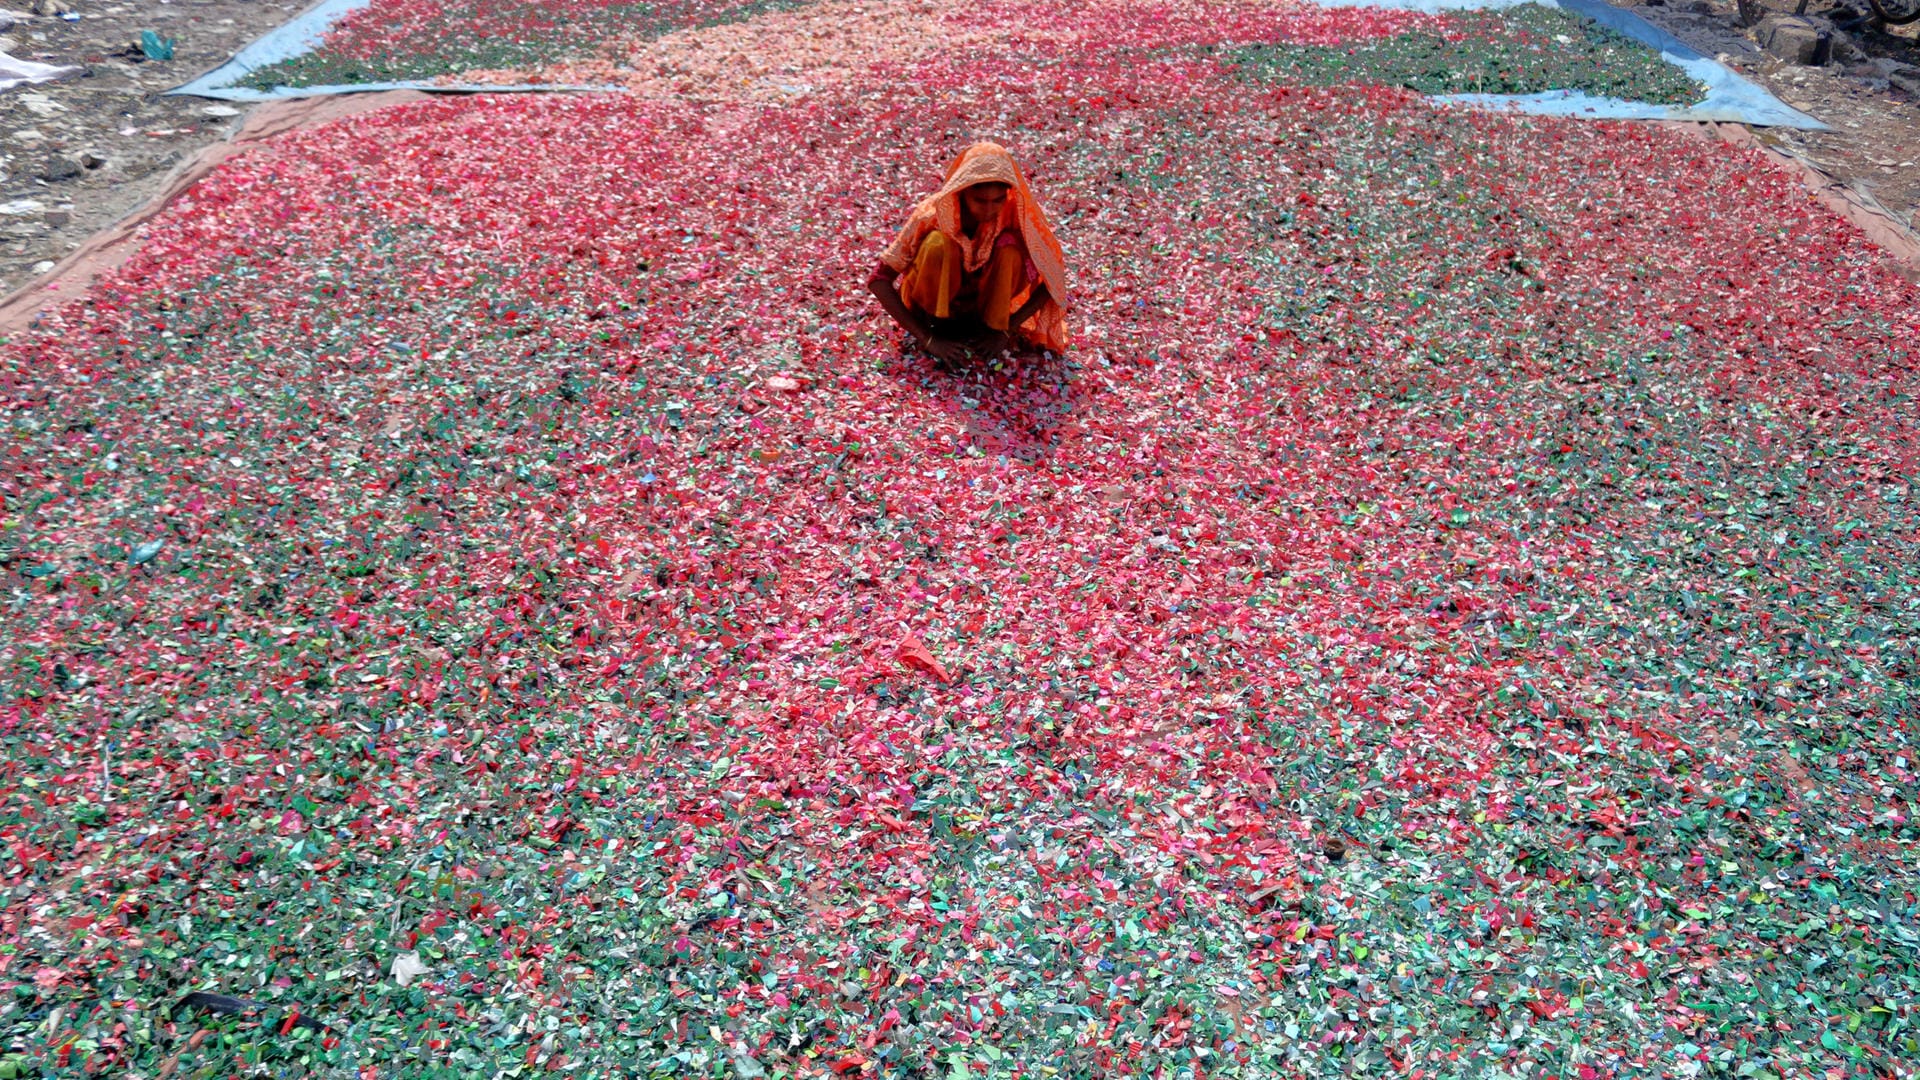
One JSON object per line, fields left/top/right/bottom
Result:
{"left": 1631, "top": 0, "right": 1920, "bottom": 233}
{"left": 0, "top": 0, "right": 1913, "bottom": 309}
{"left": 0, "top": 0, "right": 304, "bottom": 299}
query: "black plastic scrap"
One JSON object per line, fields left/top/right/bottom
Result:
{"left": 172, "top": 991, "right": 337, "bottom": 1037}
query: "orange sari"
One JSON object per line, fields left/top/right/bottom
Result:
{"left": 879, "top": 142, "right": 1069, "bottom": 353}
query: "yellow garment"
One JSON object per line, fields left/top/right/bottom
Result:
{"left": 879, "top": 142, "right": 1069, "bottom": 352}
{"left": 899, "top": 231, "right": 1024, "bottom": 331}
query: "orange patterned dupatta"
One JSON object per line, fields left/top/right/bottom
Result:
{"left": 879, "top": 142, "right": 1069, "bottom": 352}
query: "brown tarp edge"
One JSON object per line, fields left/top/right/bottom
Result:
{"left": 1660, "top": 119, "right": 1920, "bottom": 284}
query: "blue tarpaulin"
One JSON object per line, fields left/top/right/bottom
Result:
{"left": 173, "top": 0, "right": 1824, "bottom": 129}
{"left": 1312, "top": 0, "right": 1826, "bottom": 128}
{"left": 168, "top": 0, "right": 611, "bottom": 100}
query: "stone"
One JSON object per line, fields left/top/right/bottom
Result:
{"left": 201, "top": 104, "right": 242, "bottom": 118}
{"left": 1757, "top": 14, "right": 1833, "bottom": 67}
{"left": 78, "top": 150, "right": 105, "bottom": 170}
{"left": 1688, "top": 0, "right": 1713, "bottom": 11}
{"left": 37, "top": 156, "right": 79, "bottom": 181}
{"left": 29, "top": 0, "right": 72, "bottom": 16}
{"left": 16, "top": 91, "right": 62, "bottom": 118}
{"left": 1830, "top": 33, "right": 1863, "bottom": 64}
{"left": 42, "top": 208, "right": 66, "bottom": 227}
{"left": 1892, "top": 68, "right": 1920, "bottom": 98}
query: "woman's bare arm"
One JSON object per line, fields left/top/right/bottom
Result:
{"left": 867, "top": 264, "right": 968, "bottom": 363}
{"left": 976, "top": 282, "right": 1053, "bottom": 357}
{"left": 1007, "top": 281, "right": 1050, "bottom": 333}
{"left": 866, "top": 264, "right": 926, "bottom": 345}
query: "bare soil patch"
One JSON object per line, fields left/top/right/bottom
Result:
{"left": 0, "top": 0, "right": 305, "bottom": 297}
{"left": 1619, "top": 0, "right": 1920, "bottom": 232}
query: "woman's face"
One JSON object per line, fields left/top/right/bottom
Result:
{"left": 959, "top": 182, "right": 1010, "bottom": 229}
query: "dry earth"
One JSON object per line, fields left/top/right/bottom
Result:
{"left": 1628, "top": 0, "right": 1920, "bottom": 230}
{"left": 0, "top": 0, "right": 1912, "bottom": 308}
{"left": 0, "top": 0, "right": 303, "bottom": 298}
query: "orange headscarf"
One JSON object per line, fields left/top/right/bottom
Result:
{"left": 879, "top": 142, "right": 1069, "bottom": 352}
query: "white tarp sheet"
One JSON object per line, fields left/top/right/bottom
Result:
{"left": 0, "top": 51, "right": 80, "bottom": 93}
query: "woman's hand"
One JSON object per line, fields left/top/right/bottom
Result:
{"left": 924, "top": 337, "right": 969, "bottom": 365}
{"left": 973, "top": 331, "right": 1011, "bottom": 358}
